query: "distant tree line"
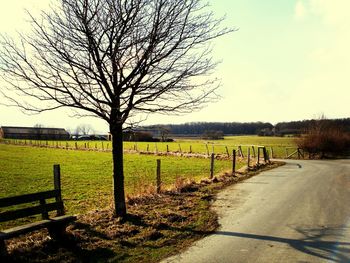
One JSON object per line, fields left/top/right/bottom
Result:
{"left": 275, "top": 118, "right": 350, "bottom": 135}
{"left": 143, "top": 118, "right": 350, "bottom": 137}
{"left": 144, "top": 122, "right": 274, "bottom": 136}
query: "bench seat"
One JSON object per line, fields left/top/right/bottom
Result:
{"left": 0, "top": 215, "right": 76, "bottom": 240}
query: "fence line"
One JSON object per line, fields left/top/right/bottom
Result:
{"left": 0, "top": 139, "right": 303, "bottom": 159}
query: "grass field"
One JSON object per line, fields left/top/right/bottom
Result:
{"left": 0, "top": 144, "right": 239, "bottom": 216}
{"left": 3, "top": 135, "right": 297, "bottom": 158}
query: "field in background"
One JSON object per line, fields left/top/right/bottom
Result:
{"left": 2, "top": 135, "right": 297, "bottom": 158}
{"left": 0, "top": 144, "right": 240, "bottom": 216}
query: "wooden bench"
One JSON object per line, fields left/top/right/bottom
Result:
{"left": 0, "top": 165, "right": 76, "bottom": 256}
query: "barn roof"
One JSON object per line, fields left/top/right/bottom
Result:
{"left": 0, "top": 126, "right": 69, "bottom": 135}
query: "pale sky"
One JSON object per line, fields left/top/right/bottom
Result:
{"left": 0, "top": 0, "right": 349, "bottom": 133}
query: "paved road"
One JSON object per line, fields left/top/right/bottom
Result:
{"left": 163, "top": 160, "right": 350, "bottom": 263}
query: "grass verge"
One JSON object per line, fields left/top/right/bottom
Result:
{"left": 4, "top": 161, "right": 284, "bottom": 263}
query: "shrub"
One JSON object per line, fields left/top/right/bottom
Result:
{"left": 296, "top": 119, "right": 350, "bottom": 158}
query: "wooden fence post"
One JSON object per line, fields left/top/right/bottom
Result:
{"left": 257, "top": 147, "right": 261, "bottom": 165}
{"left": 232, "top": 150, "right": 236, "bottom": 175}
{"left": 75, "top": 142, "right": 78, "bottom": 149}
{"left": 166, "top": 145, "right": 169, "bottom": 153}
{"left": 155, "top": 143, "right": 158, "bottom": 154}
{"left": 247, "top": 147, "right": 251, "bottom": 168}
{"left": 178, "top": 144, "right": 182, "bottom": 154}
{"left": 263, "top": 147, "right": 268, "bottom": 163}
{"left": 298, "top": 148, "right": 304, "bottom": 159}
{"left": 147, "top": 144, "right": 149, "bottom": 152}
{"left": 210, "top": 153, "right": 215, "bottom": 179}
{"left": 189, "top": 145, "right": 192, "bottom": 153}
{"left": 225, "top": 146, "right": 230, "bottom": 157}
{"left": 205, "top": 144, "right": 209, "bottom": 156}
{"left": 156, "top": 159, "right": 161, "bottom": 194}
{"left": 270, "top": 147, "right": 274, "bottom": 159}
{"left": 238, "top": 146, "right": 244, "bottom": 158}
{"left": 252, "top": 146, "right": 256, "bottom": 158}
{"left": 53, "top": 164, "right": 64, "bottom": 216}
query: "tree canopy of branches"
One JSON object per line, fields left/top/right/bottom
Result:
{"left": 0, "top": 0, "right": 233, "bottom": 217}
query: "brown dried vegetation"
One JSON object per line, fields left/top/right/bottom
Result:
{"left": 296, "top": 119, "right": 350, "bottom": 158}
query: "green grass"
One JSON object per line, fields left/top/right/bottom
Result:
{"left": 0, "top": 144, "right": 238, "bottom": 216}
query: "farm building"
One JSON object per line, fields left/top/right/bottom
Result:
{"left": 0, "top": 126, "right": 70, "bottom": 140}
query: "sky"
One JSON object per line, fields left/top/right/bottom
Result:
{"left": 0, "top": 0, "right": 349, "bottom": 133}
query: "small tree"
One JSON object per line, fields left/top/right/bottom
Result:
{"left": 0, "top": 0, "right": 233, "bottom": 217}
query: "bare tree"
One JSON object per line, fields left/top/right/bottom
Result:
{"left": 0, "top": 0, "right": 233, "bottom": 217}
{"left": 75, "top": 124, "right": 95, "bottom": 136}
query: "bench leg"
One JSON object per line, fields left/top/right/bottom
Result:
{"left": 0, "top": 240, "right": 7, "bottom": 258}
{"left": 48, "top": 224, "right": 67, "bottom": 240}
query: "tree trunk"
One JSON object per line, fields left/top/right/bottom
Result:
{"left": 110, "top": 122, "right": 127, "bottom": 217}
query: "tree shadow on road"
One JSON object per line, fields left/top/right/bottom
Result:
{"left": 215, "top": 225, "right": 350, "bottom": 262}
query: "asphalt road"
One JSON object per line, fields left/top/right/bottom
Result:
{"left": 163, "top": 160, "right": 350, "bottom": 263}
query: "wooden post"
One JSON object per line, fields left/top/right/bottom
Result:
{"left": 133, "top": 143, "right": 136, "bottom": 151}
{"left": 252, "top": 146, "right": 256, "bottom": 158}
{"left": 102, "top": 142, "right": 104, "bottom": 151}
{"left": 212, "top": 144, "right": 214, "bottom": 154}
{"left": 225, "top": 146, "right": 230, "bottom": 157}
{"left": 147, "top": 144, "right": 149, "bottom": 152}
{"left": 238, "top": 146, "right": 244, "bottom": 158}
{"left": 87, "top": 142, "right": 90, "bottom": 149}
{"left": 166, "top": 145, "right": 169, "bottom": 153}
{"left": 263, "top": 147, "right": 268, "bottom": 163}
{"left": 232, "top": 150, "right": 236, "bottom": 175}
{"left": 205, "top": 144, "right": 209, "bottom": 156}
{"left": 66, "top": 142, "right": 68, "bottom": 149}
{"left": 298, "top": 148, "right": 304, "bottom": 159}
{"left": 40, "top": 199, "right": 49, "bottom": 219}
{"left": 107, "top": 143, "right": 109, "bottom": 150}
{"left": 155, "top": 143, "right": 158, "bottom": 154}
{"left": 257, "top": 147, "right": 260, "bottom": 165}
{"left": 156, "top": 159, "right": 161, "bottom": 194}
{"left": 189, "top": 145, "right": 192, "bottom": 153}
{"left": 75, "top": 142, "right": 78, "bottom": 149}
{"left": 178, "top": 144, "right": 182, "bottom": 153}
{"left": 285, "top": 148, "right": 288, "bottom": 158}
{"left": 247, "top": 147, "right": 251, "bottom": 168}
{"left": 210, "top": 153, "right": 215, "bottom": 179}
{"left": 53, "top": 164, "right": 64, "bottom": 216}
{"left": 95, "top": 143, "right": 97, "bottom": 149}
{"left": 270, "top": 147, "right": 274, "bottom": 159}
